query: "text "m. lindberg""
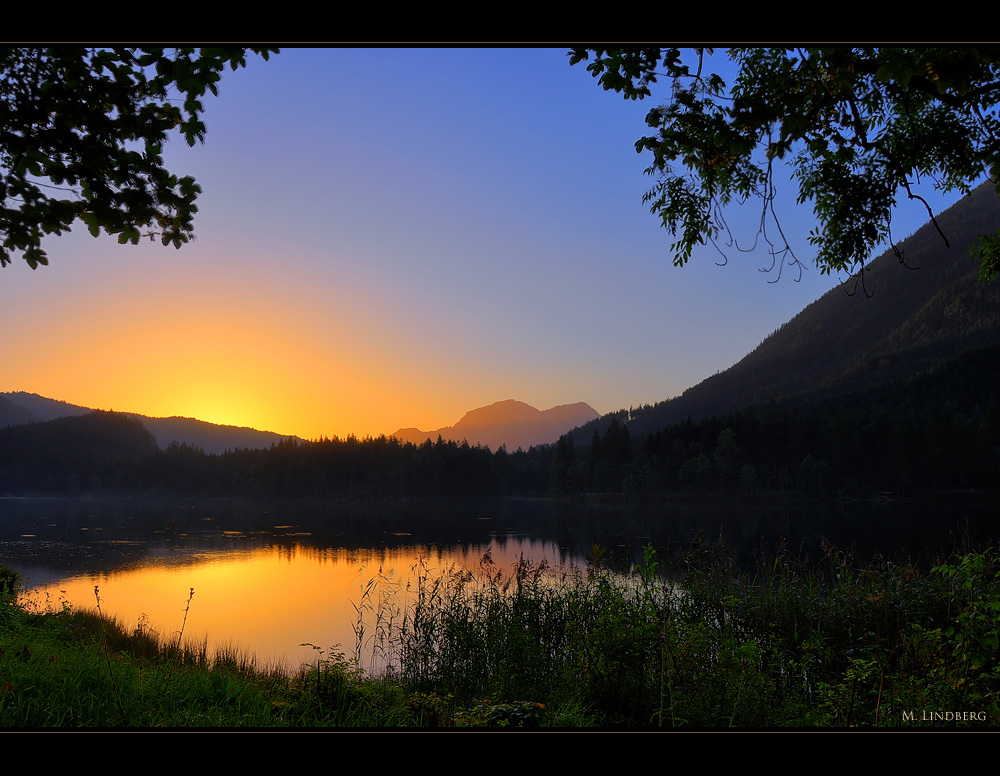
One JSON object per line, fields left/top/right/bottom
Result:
{"left": 903, "top": 710, "right": 987, "bottom": 722}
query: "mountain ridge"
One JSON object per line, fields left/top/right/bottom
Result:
{"left": 0, "top": 391, "right": 600, "bottom": 456}
{"left": 391, "top": 399, "right": 599, "bottom": 451}
{"left": 0, "top": 392, "right": 298, "bottom": 455}
{"left": 567, "top": 181, "right": 1000, "bottom": 443}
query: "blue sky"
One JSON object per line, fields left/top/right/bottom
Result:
{"left": 0, "top": 47, "right": 972, "bottom": 439}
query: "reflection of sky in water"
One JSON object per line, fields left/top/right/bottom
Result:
{"left": 6, "top": 496, "right": 994, "bottom": 673}
{"left": 20, "top": 539, "right": 579, "bottom": 673}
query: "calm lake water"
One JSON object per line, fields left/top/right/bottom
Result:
{"left": 2, "top": 495, "right": 996, "bottom": 673}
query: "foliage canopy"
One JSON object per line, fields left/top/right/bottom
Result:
{"left": 569, "top": 47, "right": 1000, "bottom": 282}
{"left": 0, "top": 47, "right": 276, "bottom": 269}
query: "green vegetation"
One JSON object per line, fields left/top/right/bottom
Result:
{"left": 3, "top": 539, "right": 999, "bottom": 728}
{"left": 0, "top": 561, "right": 19, "bottom": 598}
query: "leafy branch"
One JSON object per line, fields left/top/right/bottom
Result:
{"left": 570, "top": 47, "right": 1000, "bottom": 283}
{"left": 0, "top": 47, "right": 277, "bottom": 268}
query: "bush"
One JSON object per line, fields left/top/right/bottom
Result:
{"left": 0, "top": 561, "right": 20, "bottom": 599}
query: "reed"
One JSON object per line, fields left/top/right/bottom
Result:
{"left": 3, "top": 535, "right": 998, "bottom": 727}
{"left": 348, "top": 538, "right": 1000, "bottom": 727}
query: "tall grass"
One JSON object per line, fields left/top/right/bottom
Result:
{"left": 4, "top": 533, "right": 999, "bottom": 728}
{"left": 1, "top": 582, "right": 413, "bottom": 727}
{"left": 1, "top": 585, "right": 296, "bottom": 727}
{"left": 349, "top": 537, "right": 1000, "bottom": 727}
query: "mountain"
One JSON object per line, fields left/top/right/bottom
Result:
{"left": 140, "top": 416, "right": 300, "bottom": 455}
{"left": 0, "top": 392, "right": 298, "bottom": 454}
{"left": 572, "top": 181, "right": 1000, "bottom": 442}
{"left": 391, "top": 399, "right": 600, "bottom": 451}
{"left": 0, "top": 394, "right": 46, "bottom": 428}
{"left": 0, "top": 410, "right": 159, "bottom": 493}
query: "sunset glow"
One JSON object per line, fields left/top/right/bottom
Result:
{"left": 0, "top": 48, "right": 967, "bottom": 441}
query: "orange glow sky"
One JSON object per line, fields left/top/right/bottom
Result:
{"left": 0, "top": 48, "right": 969, "bottom": 440}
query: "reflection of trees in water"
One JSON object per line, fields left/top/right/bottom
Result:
{"left": 1, "top": 495, "right": 996, "bottom": 584}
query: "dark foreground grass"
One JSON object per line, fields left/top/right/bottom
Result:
{"left": 2, "top": 535, "right": 999, "bottom": 728}
{"left": 351, "top": 537, "right": 1000, "bottom": 728}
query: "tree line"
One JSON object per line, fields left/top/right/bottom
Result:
{"left": 2, "top": 355, "right": 998, "bottom": 501}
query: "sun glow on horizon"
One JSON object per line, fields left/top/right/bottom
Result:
{"left": 2, "top": 260, "right": 536, "bottom": 440}
{"left": 0, "top": 48, "right": 871, "bottom": 444}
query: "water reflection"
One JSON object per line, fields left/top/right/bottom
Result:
{"left": 4, "top": 498, "right": 584, "bottom": 671}
{"left": 21, "top": 540, "right": 572, "bottom": 672}
{"left": 3, "top": 495, "right": 996, "bottom": 672}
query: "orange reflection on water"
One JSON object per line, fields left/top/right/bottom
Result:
{"left": 22, "top": 538, "right": 574, "bottom": 674}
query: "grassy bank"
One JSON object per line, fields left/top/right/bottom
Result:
{"left": 2, "top": 535, "right": 999, "bottom": 729}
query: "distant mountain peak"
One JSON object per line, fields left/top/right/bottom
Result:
{"left": 455, "top": 400, "right": 540, "bottom": 427}
{"left": 391, "top": 399, "right": 599, "bottom": 451}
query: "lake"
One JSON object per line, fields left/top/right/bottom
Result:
{"left": 2, "top": 494, "right": 996, "bottom": 673}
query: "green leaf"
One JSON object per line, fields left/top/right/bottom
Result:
{"left": 0, "top": 47, "right": 276, "bottom": 269}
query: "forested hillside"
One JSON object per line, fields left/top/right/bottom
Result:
{"left": 0, "top": 392, "right": 299, "bottom": 454}
{"left": 575, "top": 182, "right": 1000, "bottom": 441}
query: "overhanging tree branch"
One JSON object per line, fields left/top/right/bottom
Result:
{"left": 570, "top": 46, "right": 1000, "bottom": 283}
{"left": 0, "top": 47, "right": 277, "bottom": 269}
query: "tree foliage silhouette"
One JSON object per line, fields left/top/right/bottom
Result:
{"left": 570, "top": 47, "right": 1000, "bottom": 282}
{"left": 0, "top": 47, "right": 277, "bottom": 268}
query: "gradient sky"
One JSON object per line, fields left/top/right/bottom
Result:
{"left": 0, "top": 48, "right": 973, "bottom": 440}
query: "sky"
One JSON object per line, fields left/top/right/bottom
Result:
{"left": 0, "top": 48, "right": 973, "bottom": 440}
